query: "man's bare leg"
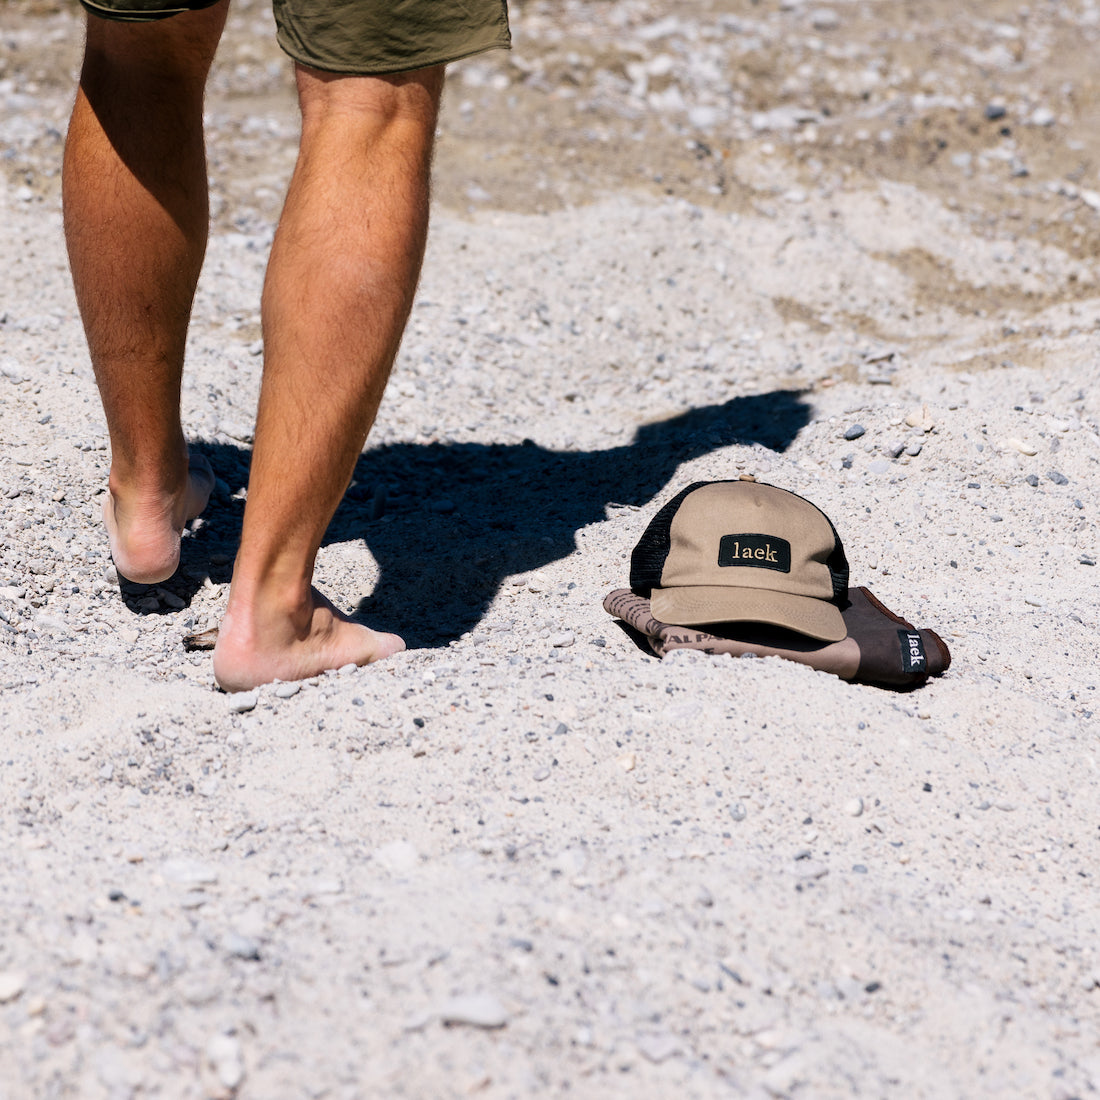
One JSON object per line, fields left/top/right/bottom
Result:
{"left": 212, "top": 65, "right": 444, "bottom": 691}
{"left": 63, "top": 4, "right": 225, "bottom": 584}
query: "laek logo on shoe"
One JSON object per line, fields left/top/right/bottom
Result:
{"left": 898, "top": 630, "right": 927, "bottom": 673}
{"left": 717, "top": 534, "right": 791, "bottom": 573}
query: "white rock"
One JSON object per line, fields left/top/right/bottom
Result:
{"left": 844, "top": 797, "right": 864, "bottom": 817}
{"left": 274, "top": 681, "right": 301, "bottom": 698}
{"left": 439, "top": 993, "right": 509, "bottom": 1029}
{"left": 206, "top": 1032, "right": 245, "bottom": 1091}
{"left": 162, "top": 858, "right": 219, "bottom": 885}
{"left": 0, "top": 972, "right": 26, "bottom": 1003}
{"left": 809, "top": 8, "right": 840, "bottom": 30}
{"left": 636, "top": 1031, "right": 681, "bottom": 1063}
{"left": 373, "top": 840, "right": 419, "bottom": 875}
{"left": 688, "top": 105, "right": 720, "bottom": 129}
{"left": 228, "top": 690, "right": 258, "bottom": 713}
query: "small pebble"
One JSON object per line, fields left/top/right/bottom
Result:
{"left": 162, "top": 858, "right": 219, "bottom": 886}
{"left": 844, "top": 797, "right": 864, "bottom": 818}
{"left": 439, "top": 993, "right": 509, "bottom": 1029}
{"left": 635, "top": 1031, "right": 681, "bottom": 1063}
{"left": 1047, "top": 470, "right": 1069, "bottom": 485}
{"left": 0, "top": 972, "right": 26, "bottom": 1003}
{"left": 794, "top": 860, "right": 829, "bottom": 881}
{"left": 373, "top": 840, "right": 419, "bottom": 874}
{"left": 228, "top": 691, "right": 258, "bottom": 713}
{"left": 205, "top": 1032, "right": 245, "bottom": 1091}
{"left": 550, "top": 631, "right": 575, "bottom": 648}
{"left": 809, "top": 8, "right": 840, "bottom": 30}
{"left": 533, "top": 767, "right": 551, "bottom": 782}
{"left": 274, "top": 682, "right": 300, "bottom": 699}
{"left": 729, "top": 802, "right": 747, "bottom": 822}
{"left": 843, "top": 424, "right": 866, "bottom": 440}
{"left": 903, "top": 405, "right": 935, "bottom": 431}
{"left": 617, "top": 753, "right": 636, "bottom": 772}
{"left": 224, "top": 933, "right": 261, "bottom": 961}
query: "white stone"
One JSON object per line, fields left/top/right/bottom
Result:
{"left": 0, "top": 972, "right": 26, "bottom": 1003}
{"left": 439, "top": 993, "right": 508, "bottom": 1029}
{"left": 206, "top": 1032, "right": 245, "bottom": 1091}
{"left": 373, "top": 840, "right": 418, "bottom": 875}
{"left": 162, "top": 858, "right": 219, "bottom": 885}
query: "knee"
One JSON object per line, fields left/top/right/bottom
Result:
{"left": 81, "top": 0, "right": 228, "bottom": 92}
{"left": 296, "top": 64, "right": 445, "bottom": 138}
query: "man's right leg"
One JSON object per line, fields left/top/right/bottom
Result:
{"left": 63, "top": 2, "right": 227, "bottom": 584}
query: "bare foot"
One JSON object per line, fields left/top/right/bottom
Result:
{"left": 212, "top": 586, "right": 405, "bottom": 692}
{"left": 104, "top": 453, "right": 215, "bottom": 585}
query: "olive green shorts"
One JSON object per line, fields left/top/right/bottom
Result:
{"left": 77, "top": 0, "right": 511, "bottom": 75}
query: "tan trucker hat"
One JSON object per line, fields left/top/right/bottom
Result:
{"left": 629, "top": 480, "right": 850, "bottom": 642}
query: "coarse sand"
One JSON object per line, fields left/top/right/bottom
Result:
{"left": 1, "top": 1, "right": 1099, "bottom": 1096}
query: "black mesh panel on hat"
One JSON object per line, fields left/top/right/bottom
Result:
{"left": 821, "top": 514, "right": 850, "bottom": 605}
{"left": 630, "top": 481, "right": 717, "bottom": 596}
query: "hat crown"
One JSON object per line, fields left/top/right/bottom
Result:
{"left": 662, "top": 482, "right": 837, "bottom": 600}
{"left": 630, "top": 481, "right": 849, "bottom": 641}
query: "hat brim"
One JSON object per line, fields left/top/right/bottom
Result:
{"left": 650, "top": 585, "right": 847, "bottom": 643}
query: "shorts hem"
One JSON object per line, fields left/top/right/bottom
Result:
{"left": 77, "top": 0, "right": 221, "bottom": 21}
{"left": 276, "top": 31, "right": 511, "bottom": 78}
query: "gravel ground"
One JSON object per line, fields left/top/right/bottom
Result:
{"left": 2, "top": 1, "right": 1099, "bottom": 1097}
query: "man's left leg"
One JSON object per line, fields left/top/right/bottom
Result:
{"left": 212, "top": 64, "right": 443, "bottom": 691}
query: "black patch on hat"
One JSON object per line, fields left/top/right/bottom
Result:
{"left": 717, "top": 534, "right": 791, "bottom": 572}
{"left": 898, "top": 630, "right": 927, "bottom": 673}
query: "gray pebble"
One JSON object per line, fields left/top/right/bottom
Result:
{"left": 883, "top": 440, "right": 906, "bottom": 459}
{"left": 1047, "top": 470, "right": 1069, "bottom": 485}
{"left": 843, "top": 423, "right": 866, "bottom": 440}
{"left": 533, "top": 767, "right": 551, "bottom": 782}
{"left": 224, "top": 933, "right": 261, "bottom": 961}
{"left": 729, "top": 802, "right": 747, "bottom": 822}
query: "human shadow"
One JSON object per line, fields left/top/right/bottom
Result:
{"left": 159, "top": 389, "right": 811, "bottom": 644}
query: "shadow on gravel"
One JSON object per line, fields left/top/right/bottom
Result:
{"left": 146, "top": 389, "right": 811, "bottom": 641}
